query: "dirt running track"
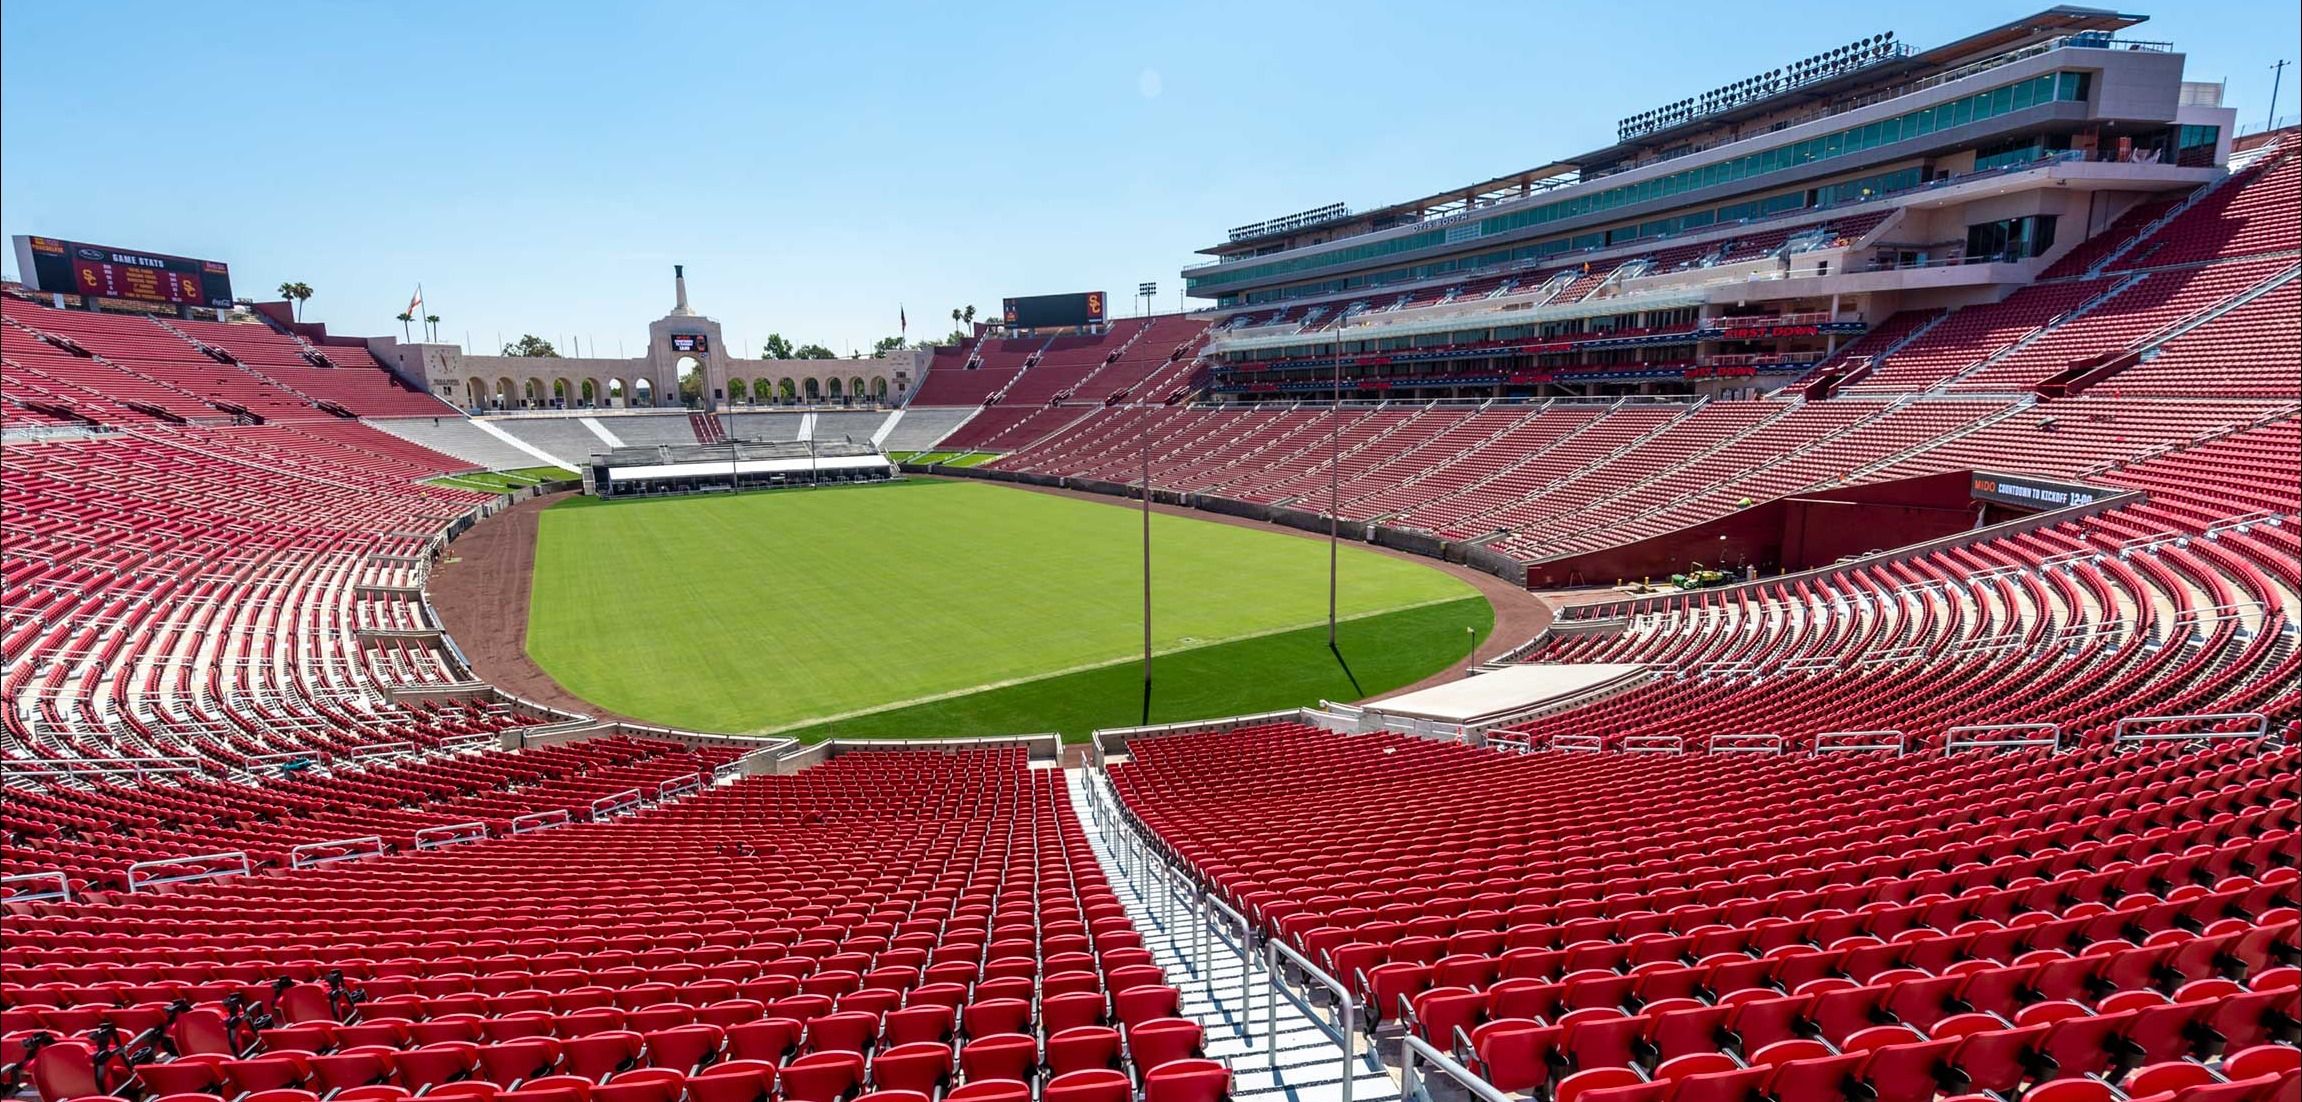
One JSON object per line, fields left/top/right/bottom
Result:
{"left": 426, "top": 480, "right": 1556, "bottom": 733}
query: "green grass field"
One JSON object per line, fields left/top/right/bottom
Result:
{"left": 428, "top": 466, "right": 576, "bottom": 493}
{"left": 525, "top": 479, "right": 1487, "bottom": 739}
{"left": 901, "top": 451, "right": 996, "bottom": 467}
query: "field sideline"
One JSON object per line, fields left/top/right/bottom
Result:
{"left": 525, "top": 479, "right": 1484, "bottom": 736}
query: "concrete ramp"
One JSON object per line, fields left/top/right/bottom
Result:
{"left": 580, "top": 417, "right": 623, "bottom": 447}
{"left": 871, "top": 410, "right": 903, "bottom": 446}
{"left": 472, "top": 419, "right": 581, "bottom": 471}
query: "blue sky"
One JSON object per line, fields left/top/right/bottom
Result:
{"left": 4, "top": 1, "right": 2295, "bottom": 357}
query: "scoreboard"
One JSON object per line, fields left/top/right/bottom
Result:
{"left": 1002, "top": 291, "right": 1106, "bottom": 329}
{"left": 13, "top": 236, "right": 234, "bottom": 309}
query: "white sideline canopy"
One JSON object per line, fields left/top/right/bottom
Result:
{"left": 1369, "top": 663, "right": 1646, "bottom": 726}
{"left": 604, "top": 454, "right": 893, "bottom": 482}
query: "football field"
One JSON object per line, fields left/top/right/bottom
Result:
{"left": 526, "top": 479, "right": 1490, "bottom": 739}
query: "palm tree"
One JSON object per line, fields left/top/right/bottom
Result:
{"left": 277, "top": 281, "right": 314, "bottom": 321}
{"left": 424, "top": 314, "right": 441, "bottom": 342}
{"left": 950, "top": 307, "right": 962, "bottom": 335}
{"left": 963, "top": 305, "right": 977, "bottom": 330}
{"left": 395, "top": 312, "right": 414, "bottom": 341}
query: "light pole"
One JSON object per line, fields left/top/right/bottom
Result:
{"left": 2272, "top": 60, "right": 2291, "bottom": 134}
{"left": 1328, "top": 333, "right": 1343, "bottom": 648}
{"left": 1140, "top": 398, "right": 1155, "bottom": 724}
{"left": 1138, "top": 281, "right": 1158, "bottom": 319}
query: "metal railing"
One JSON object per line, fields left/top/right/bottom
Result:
{"left": 244, "top": 750, "right": 328, "bottom": 769}
{"left": 656, "top": 773, "right": 703, "bottom": 801}
{"left": 413, "top": 821, "right": 489, "bottom": 850}
{"left": 2113, "top": 712, "right": 2272, "bottom": 745}
{"left": 2205, "top": 510, "right": 2286, "bottom": 539}
{"left": 1083, "top": 767, "right": 1356, "bottom": 1098}
{"left": 1945, "top": 722, "right": 2064, "bottom": 753}
{"left": 1267, "top": 939, "right": 1361, "bottom": 1102}
{"left": 1551, "top": 734, "right": 1606, "bottom": 752}
{"left": 511, "top": 809, "right": 572, "bottom": 833}
{"left": 1401, "top": 1034, "right": 1519, "bottom": 1102}
{"left": 1, "top": 871, "right": 71, "bottom": 903}
{"left": 128, "top": 851, "right": 252, "bottom": 892}
{"left": 591, "top": 788, "right": 646, "bottom": 820}
{"left": 349, "top": 740, "right": 418, "bottom": 761}
{"left": 1621, "top": 734, "right": 1685, "bottom": 753}
{"left": 0, "top": 756, "right": 204, "bottom": 782}
{"left": 714, "top": 743, "right": 786, "bottom": 781}
{"left": 1707, "top": 733, "right": 1784, "bottom": 753}
{"left": 1815, "top": 730, "right": 1907, "bottom": 753}
{"left": 289, "top": 835, "right": 385, "bottom": 869}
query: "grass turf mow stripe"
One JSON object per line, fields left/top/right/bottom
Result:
{"left": 778, "top": 596, "right": 1493, "bottom": 742}
{"left": 525, "top": 479, "right": 1481, "bottom": 736}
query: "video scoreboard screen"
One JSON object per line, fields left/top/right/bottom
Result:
{"left": 13, "top": 236, "right": 234, "bottom": 309}
{"left": 1002, "top": 291, "right": 1105, "bottom": 329}
{"left": 670, "top": 333, "right": 710, "bottom": 353}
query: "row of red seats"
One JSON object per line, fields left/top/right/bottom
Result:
{"left": 1108, "top": 725, "right": 2296, "bottom": 1102}
{"left": 9, "top": 750, "right": 1227, "bottom": 1102}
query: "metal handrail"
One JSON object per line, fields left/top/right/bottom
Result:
{"left": 1707, "top": 733, "right": 1783, "bottom": 753}
{"left": 2113, "top": 712, "right": 2271, "bottom": 744}
{"left": 2038, "top": 548, "right": 2103, "bottom": 571}
{"left": 656, "top": 774, "right": 703, "bottom": 801}
{"left": 127, "top": 851, "right": 251, "bottom": 892}
{"left": 1204, "top": 893, "right": 1262, "bottom": 1042}
{"left": 289, "top": 835, "right": 385, "bottom": 869}
{"left": 350, "top": 740, "right": 418, "bottom": 761}
{"left": 1778, "top": 655, "right": 1844, "bottom": 672}
{"left": 591, "top": 788, "right": 645, "bottom": 819}
{"left": 2205, "top": 510, "right": 2285, "bottom": 538}
{"left": 714, "top": 743, "right": 782, "bottom": 781}
{"left": 1401, "top": 1034, "right": 1518, "bottom": 1102}
{"left": 1945, "top": 722, "right": 2063, "bottom": 753}
{"left": 2171, "top": 601, "right": 2263, "bottom": 625}
{"left": 413, "top": 821, "right": 489, "bottom": 849}
{"left": 1551, "top": 734, "right": 1606, "bottom": 752}
{"left": 1267, "top": 939, "right": 1360, "bottom": 1102}
{"left": 1, "top": 871, "right": 71, "bottom": 903}
{"left": 511, "top": 809, "right": 572, "bottom": 833}
{"left": 1622, "top": 734, "right": 1685, "bottom": 753}
{"left": 2117, "top": 530, "right": 2189, "bottom": 556}
{"left": 244, "top": 750, "right": 327, "bottom": 766}
{"left": 1815, "top": 730, "right": 1906, "bottom": 753}
{"left": 0, "top": 756, "right": 203, "bottom": 780}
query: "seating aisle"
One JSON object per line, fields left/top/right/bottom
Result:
{"left": 1068, "top": 769, "right": 1392, "bottom": 1102}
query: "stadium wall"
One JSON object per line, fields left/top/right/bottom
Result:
{"left": 911, "top": 462, "right": 1535, "bottom": 585}
{"left": 915, "top": 460, "right": 2149, "bottom": 594}
{"left": 1530, "top": 473, "right": 2144, "bottom": 591}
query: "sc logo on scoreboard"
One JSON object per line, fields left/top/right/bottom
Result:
{"left": 1000, "top": 291, "right": 1107, "bottom": 329}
